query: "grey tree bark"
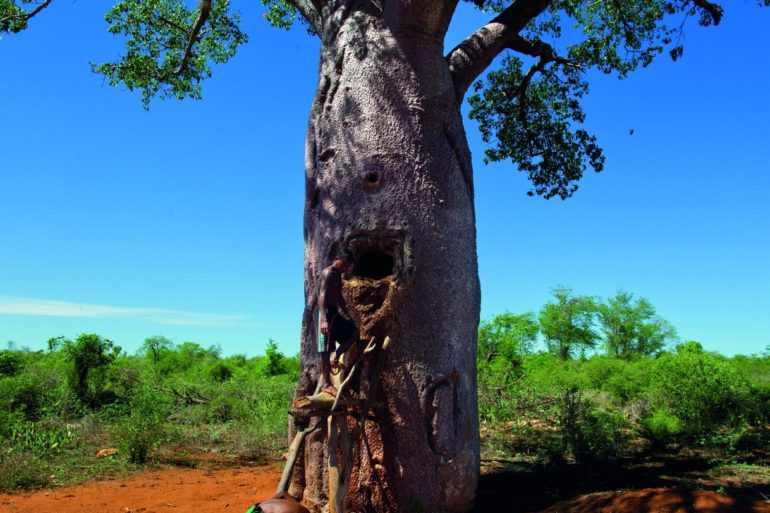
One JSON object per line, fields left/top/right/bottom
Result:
{"left": 289, "top": 2, "right": 481, "bottom": 512}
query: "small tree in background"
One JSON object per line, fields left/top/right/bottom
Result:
{"left": 598, "top": 291, "right": 677, "bottom": 359}
{"left": 261, "top": 339, "right": 287, "bottom": 377}
{"left": 141, "top": 336, "right": 174, "bottom": 363}
{"left": 60, "top": 334, "right": 121, "bottom": 405}
{"left": 676, "top": 340, "right": 705, "bottom": 354}
{"left": 0, "top": 350, "right": 23, "bottom": 378}
{"left": 478, "top": 312, "right": 538, "bottom": 369}
{"left": 539, "top": 287, "right": 599, "bottom": 361}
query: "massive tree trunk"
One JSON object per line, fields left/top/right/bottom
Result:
{"left": 291, "top": 3, "right": 480, "bottom": 512}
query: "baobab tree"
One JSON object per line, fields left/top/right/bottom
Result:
{"left": 1, "top": 0, "right": 760, "bottom": 511}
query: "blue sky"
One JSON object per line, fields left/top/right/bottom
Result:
{"left": 1, "top": 1, "right": 768, "bottom": 358}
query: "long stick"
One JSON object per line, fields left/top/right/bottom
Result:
{"left": 276, "top": 420, "right": 319, "bottom": 494}
{"left": 276, "top": 381, "right": 322, "bottom": 494}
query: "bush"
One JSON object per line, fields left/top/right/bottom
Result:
{"left": 0, "top": 369, "right": 66, "bottom": 421}
{"left": 208, "top": 396, "right": 236, "bottom": 422}
{"left": 113, "top": 387, "right": 171, "bottom": 464}
{"left": 0, "top": 452, "right": 50, "bottom": 490}
{"left": 573, "top": 406, "right": 632, "bottom": 462}
{"left": 4, "top": 420, "right": 76, "bottom": 458}
{"left": 0, "top": 350, "right": 24, "bottom": 377}
{"left": 209, "top": 362, "right": 234, "bottom": 382}
{"left": 260, "top": 340, "right": 289, "bottom": 377}
{"left": 643, "top": 409, "right": 682, "bottom": 445}
{"left": 650, "top": 351, "right": 749, "bottom": 439}
{"left": 62, "top": 334, "right": 121, "bottom": 406}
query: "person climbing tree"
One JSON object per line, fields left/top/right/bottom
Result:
{"left": 317, "top": 247, "right": 359, "bottom": 397}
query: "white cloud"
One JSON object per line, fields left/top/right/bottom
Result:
{"left": 0, "top": 295, "right": 252, "bottom": 326}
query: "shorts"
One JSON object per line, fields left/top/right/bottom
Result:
{"left": 317, "top": 308, "right": 357, "bottom": 353}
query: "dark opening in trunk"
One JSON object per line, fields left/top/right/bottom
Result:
{"left": 353, "top": 250, "right": 394, "bottom": 280}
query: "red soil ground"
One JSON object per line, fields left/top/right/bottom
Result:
{"left": 1, "top": 466, "right": 768, "bottom": 513}
{"left": 0, "top": 465, "right": 283, "bottom": 513}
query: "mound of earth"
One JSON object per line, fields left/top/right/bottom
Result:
{"left": 535, "top": 487, "right": 770, "bottom": 513}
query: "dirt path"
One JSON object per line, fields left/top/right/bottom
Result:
{"left": 2, "top": 466, "right": 769, "bottom": 513}
{"left": 0, "top": 465, "right": 283, "bottom": 513}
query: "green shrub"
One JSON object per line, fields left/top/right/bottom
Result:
{"left": 259, "top": 340, "right": 289, "bottom": 377}
{"left": 573, "top": 406, "right": 631, "bottom": 462}
{"left": 61, "top": 334, "right": 121, "bottom": 406}
{"left": 643, "top": 409, "right": 682, "bottom": 444}
{"left": 208, "top": 395, "right": 236, "bottom": 422}
{"left": 0, "top": 350, "right": 24, "bottom": 377}
{"left": 0, "top": 452, "right": 50, "bottom": 490}
{"left": 478, "top": 379, "right": 519, "bottom": 423}
{"left": 209, "top": 362, "right": 234, "bottom": 382}
{"left": 0, "top": 376, "right": 45, "bottom": 420}
{"left": 556, "top": 386, "right": 587, "bottom": 455}
{"left": 650, "top": 351, "right": 749, "bottom": 439}
{"left": 113, "top": 387, "right": 170, "bottom": 464}
{"left": 4, "top": 420, "right": 76, "bottom": 458}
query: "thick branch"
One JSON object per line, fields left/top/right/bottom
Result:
{"left": 23, "top": 0, "right": 50, "bottom": 19}
{"left": 446, "top": 0, "right": 554, "bottom": 102}
{"left": 692, "top": 0, "right": 723, "bottom": 25}
{"left": 0, "top": 0, "right": 51, "bottom": 32}
{"left": 511, "top": 37, "right": 557, "bottom": 121}
{"left": 286, "top": 0, "right": 323, "bottom": 35}
{"left": 176, "top": 0, "right": 212, "bottom": 75}
{"left": 382, "top": 0, "right": 461, "bottom": 38}
{"left": 291, "top": 392, "right": 363, "bottom": 415}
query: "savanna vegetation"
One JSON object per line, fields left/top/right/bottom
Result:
{"left": 0, "top": 335, "right": 297, "bottom": 491}
{"left": 478, "top": 288, "right": 770, "bottom": 468}
{"left": 1, "top": 287, "right": 768, "bottom": 494}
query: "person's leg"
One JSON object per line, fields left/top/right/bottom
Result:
{"left": 333, "top": 330, "right": 360, "bottom": 367}
{"left": 331, "top": 318, "right": 360, "bottom": 374}
{"left": 317, "top": 316, "right": 337, "bottom": 396}
{"left": 318, "top": 351, "right": 336, "bottom": 395}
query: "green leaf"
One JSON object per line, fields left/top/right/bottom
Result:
{"left": 469, "top": 55, "right": 604, "bottom": 200}
{"left": 91, "top": 0, "right": 248, "bottom": 109}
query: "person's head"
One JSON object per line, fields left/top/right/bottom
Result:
{"left": 332, "top": 247, "right": 354, "bottom": 272}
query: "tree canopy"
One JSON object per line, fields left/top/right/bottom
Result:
{"left": 597, "top": 290, "right": 677, "bottom": 359}
{"left": 2, "top": 0, "right": 760, "bottom": 199}
{"left": 539, "top": 286, "right": 599, "bottom": 360}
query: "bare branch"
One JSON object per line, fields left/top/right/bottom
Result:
{"left": 159, "top": 385, "right": 211, "bottom": 404}
{"left": 176, "top": 0, "right": 212, "bottom": 75}
{"left": 446, "top": 0, "right": 554, "bottom": 103}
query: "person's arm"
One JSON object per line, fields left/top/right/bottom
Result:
{"left": 318, "top": 268, "right": 330, "bottom": 335}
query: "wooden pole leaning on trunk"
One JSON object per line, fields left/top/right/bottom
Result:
{"left": 277, "top": 381, "right": 322, "bottom": 495}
